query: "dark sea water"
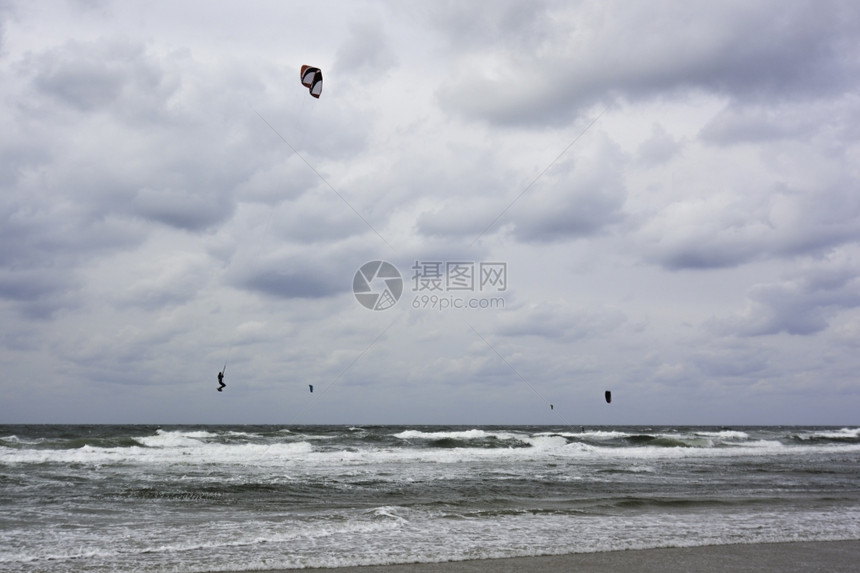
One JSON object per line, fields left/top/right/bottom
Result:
{"left": 1, "top": 425, "right": 859, "bottom": 572}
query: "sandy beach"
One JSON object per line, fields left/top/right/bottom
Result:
{"left": 235, "top": 540, "right": 860, "bottom": 573}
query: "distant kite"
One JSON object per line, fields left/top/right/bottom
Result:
{"left": 308, "top": 384, "right": 314, "bottom": 393}
{"left": 605, "top": 390, "right": 612, "bottom": 404}
{"left": 300, "top": 65, "right": 323, "bottom": 98}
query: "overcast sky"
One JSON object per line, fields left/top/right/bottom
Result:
{"left": 2, "top": 0, "right": 859, "bottom": 425}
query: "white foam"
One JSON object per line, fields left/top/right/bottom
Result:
{"left": 522, "top": 434, "right": 569, "bottom": 449}
{"left": 809, "top": 427, "right": 860, "bottom": 439}
{"left": 0, "top": 437, "right": 315, "bottom": 468}
{"left": 393, "top": 428, "right": 525, "bottom": 442}
{"left": 694, "top": 430, "right": 750, "bottom": 440}
{"left": 134, "top": 429, "right": 216, "bottom": 448}
{"left": 581, "top": 430, "right": 630, "bottom": 440}
{"left": 4, "top": 428, "right": 860, "bottom": 475}
{"left": 0, "top": 438, "right": 848, "bottom": 471}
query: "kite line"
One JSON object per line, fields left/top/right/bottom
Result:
{"left": 252, "top": 108, "right": 394, "bottom": 251}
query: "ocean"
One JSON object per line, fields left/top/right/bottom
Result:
{"left": 1, "top": 425, "right": 859, "bottom": 572}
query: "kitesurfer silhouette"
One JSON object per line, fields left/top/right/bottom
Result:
{"left": 217, "top": 370, "right": 225, "bottom": 392}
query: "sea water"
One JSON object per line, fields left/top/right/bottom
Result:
{"left": 1, "top": 425, "right": 859, "bottom": 572}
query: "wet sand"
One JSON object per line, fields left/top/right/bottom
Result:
{"left": 230, "top": 540, "right": 860, "bottom": 572}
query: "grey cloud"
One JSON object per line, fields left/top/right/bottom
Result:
{"left": 497, "top": 301, "right": 627, "bottom": 341}
{"left": 266, "top": 193, "right": 375, "bottom": 244}
{"left": 774, "top": 182, "right": 860, "bottom": 259}
{"left": 510, "top": 177, "right": 626, "bottom": 243}
{"left": 710, "top": 257, "right": 860, "bottom": 336}
{"left": 33, "top": 51, "right": 122, "bottom": 112}
{"left": 639, "top": 197, "right": 770, "bottom": 270}
{"left": 60, "top": 322, "right": 188, "bottom": 388}
{"left": 227, "top": 241, "right": 382, "bottom": 300}
{"left": 656, "top": 249, "right": 752, "bottom": 272}
{"left": 0, "top": 0, "right": 13, "bottom": 53}
{"left": 637, "top": 124, "right": 682, "bottom": 166}
{"left": 0, "top": 196, "right": 139, "bottom": 268}
{"left": 0, "top": 187, "right": 145, "bottom": 317}
{"left": 109, "top": 142, "right": 250, "bottom": 232}
{"left": 509, "top": 139, "right": 627, "bottom": 243}
{"left": 14, "top": 219, "right": 141, "bottom": 269}
{"left": 333, "top": 18, "right": 398, "bottom": 79}
{"left": 0, "top": 269, "right": 67, "bottom": 302}
{"left": 701, "top": 103, "right": 820, "bottom": 145}
{"left": 0, "top": 138, "right": 51, "bottom": 188}
{"left": 131, "top": 186, "right": 234, "bottom": 232}
{"left": 416, "top": 195, "right": 507, "bottom": 241}
{"left": 11, "top": 39, "right": 256, "bottom": 233}
{"left": 234, "top": 158, "right": 318, "bottom": 205}
{"left": 0, "top": 323, "right": 40, "bottom": 353}
{"left": 28, "top": 38, "right": 180, "bottom": 122}
{"left": 418, "top": 133, "right": 627, "bottom": 244}
{"left": 226, "top": 227, "right": 430, "bottom": 302}
{"left": 398, "top": 140, "right": 523, "bottom": 241}
{"left": 436, "top": 1, "right": 860, "bottom": 127}
{"left": 639, "top": 175, "right": 860, "bottom": 271}
{"left": 0, "top": 26, "right": 381, "bottom": 324}
{"left": 236, "top": 265, "right": 343, "bottom": 300}
{"left": 116, "top": 252, "right": 212, "bottom": 311}
{"left": 0, "top": 268, "right": 79, "bottom": 319}
{"left": 700, "top": 98, "right": 860, "bottom": 146}
{"left": 0, "top": 37, "right": 267, "bottom": 321}
{"left": 424, "top": 0, "right": 555, "bottom": 54}
{"left": 253, "top": 99, "right": 372, "bottom": 161}
{"left": 691, "top": 347, "right": 770, "bottom": 380}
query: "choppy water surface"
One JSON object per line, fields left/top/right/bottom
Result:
{"left": 2, "top": 425, "right": 859, "bottom": 571}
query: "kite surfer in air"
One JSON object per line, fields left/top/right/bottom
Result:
{"left": 217, "top": 369, "right": 226, "bottom": 392}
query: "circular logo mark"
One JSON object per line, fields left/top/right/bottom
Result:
{"left": 353, "top": 260, "right": 403, "bottom": 311}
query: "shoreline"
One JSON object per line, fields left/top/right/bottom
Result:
{"left": 217, "top": 540, "right": 860, "bottom": 573}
